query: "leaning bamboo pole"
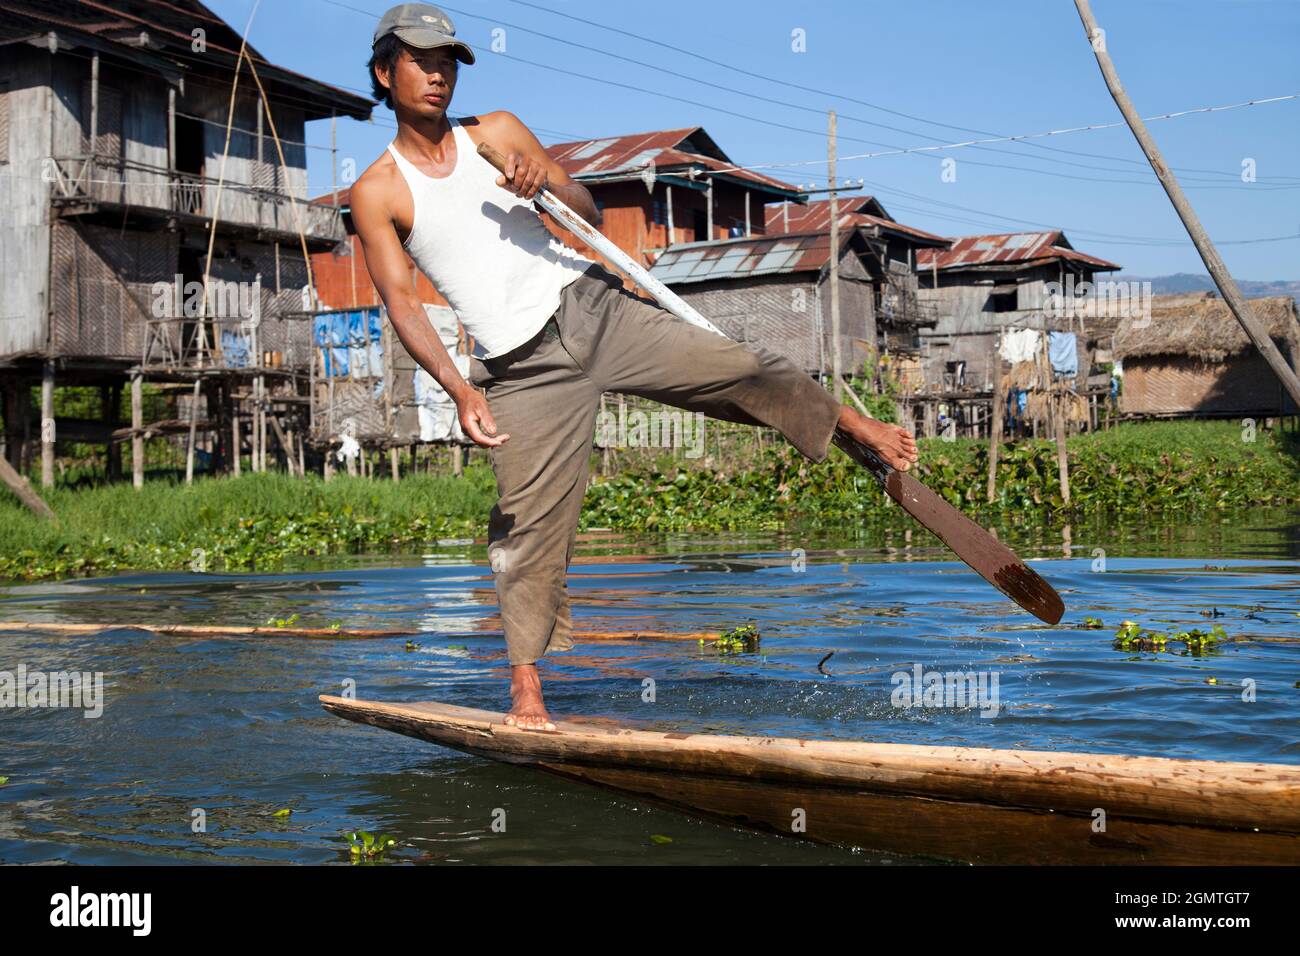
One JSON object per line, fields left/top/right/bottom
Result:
{"left": 0, "top": 457, "right": 55, "bottom": 520}
{"left": 1073, "top": 0, "right": 1300, "bottom": 410}
{"left": 196, "top": 0, "right": 262, "bottom": 367}
{"left": 241, "top": 57, "right": 320, "bottom": 312}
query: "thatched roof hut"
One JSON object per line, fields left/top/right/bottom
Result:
{"left": 1114, "top": 293, "right": 1300, "bottom": 363}
{"left": 1113, "top": 293, "right": 1300, "bottom": 416}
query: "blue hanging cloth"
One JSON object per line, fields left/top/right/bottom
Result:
{"left": 1048, "top": 331, "right": 1079, "bottom": 378}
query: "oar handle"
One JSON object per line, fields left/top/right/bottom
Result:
{"left": 477, "top": 142, "right": 511, "bottom": 176}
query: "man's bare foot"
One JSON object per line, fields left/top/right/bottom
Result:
{"left": 504, "top": 664, "right": 557, "bottom": 731}
{"left": 837, "top": 406, "right": 920, "bottom": 471}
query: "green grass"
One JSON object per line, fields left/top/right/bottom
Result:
{"left": 0, "top": 469, "right": 496, "bottom": 581}
{"left": 2, "top": 420, "right": 1297, "bottom": 581}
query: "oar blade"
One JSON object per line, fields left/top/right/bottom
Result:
{"left": 834, "top": 434, "right": 1065, "bottom": 624}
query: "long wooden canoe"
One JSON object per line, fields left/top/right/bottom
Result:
{"left": 319, "top": 695, "right": 1300, "bottom": 865}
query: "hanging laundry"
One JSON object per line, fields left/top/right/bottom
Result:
{"left": 221, "top": 329, "right": 252, "bottom": 368}
{"left": 348, "top": 311, "right": 370, "bottom": 378}
{"left": 998, "top": 328, "right": 1043, "bottom": 364}
{"left": 367, "top": 310, "right": 385, "bottom": 379}
{"left": 413, "top": 352, "right": 470, "bottom": 442}
{"left": 1048, "top": 331, "right": 1079, "bottom": 378}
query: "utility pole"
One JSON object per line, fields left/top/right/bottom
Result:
{"left": 1074, "top": 0, "right": 1300, "bottom": 410}
{"left": 828, "top": 110, "right": 843, "bottom": 401}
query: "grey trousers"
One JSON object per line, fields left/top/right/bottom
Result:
{"left": 469, "top": 263, "right": 843, "bottom": 665}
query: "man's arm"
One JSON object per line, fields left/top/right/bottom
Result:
{"left": 349, "top": 176, "right": 507, "bottom": 447}
{"left": 478, "top": 111, "right": 601, "bottom": 225}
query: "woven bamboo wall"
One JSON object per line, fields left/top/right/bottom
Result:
{"left": 49, "top": 221, "right": 177, "bottom": 359}
{"left": 1121, "top": 353, "right": 1299, "bottom": 415}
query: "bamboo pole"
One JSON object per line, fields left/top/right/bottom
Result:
{"left": 828, "top": 110, "right": 843, "bottom": 402}
{"left": 196, "top": 1, "right": 262, "bottom": 367}
{"left": 131, "top": 372, "right": 144, "bottom": 488}
{"left": 1054, "top": 389, "right": 1071, "bottom": 506}
{"left": 184, "top": 378, "right": 201, "bottom": 484}
{"left": 0, "top": 456, "right": 55, "bottom": 520}
{"left": 987, "top": 339, "right": 1006, "bottom": 503}
{"left": 268, "top": 415, "right": 297, "bottom": 476}
{"left": 40, "top": 360, "right": 55, "bottom": 488}
{"left": 1073, "top": 0, "right": 1300, "bottom": 409}
{"left": 231, "top": 406, "right": 241, "bottom": 477}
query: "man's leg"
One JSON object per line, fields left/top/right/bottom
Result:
{"left": 473, "top": 321, "right": 601, "bottom": 730}
{"left": 559, "top": 266, "right": 917, "bottom": 467}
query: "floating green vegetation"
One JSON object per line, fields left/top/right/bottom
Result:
{"left": 347, "top": 831, "right": 396, "bottom": 862}
{"left": 265, "top": 614, "right": 301, "bottom": 629}
{"left": 1081, "top": 616, "right": 1105, "bottom": 629}
{"left": 700, "top": 623, "right": 761, "bottom": 654}
{"left": 3, "top": 421, "right": 1299, "bottom": 582}
{"left": 272, "top": 808, "right": 293, "bottom": 818}
{"left": 582, "top": 421, "right": 1300, "bottom": 533}
{"left": 1113, "top": 621, "right": 1228, "bottom": 655}
{"left": 649, "top": 834, "right": 674, "bottom": 845}
{"left": 404, "top": 640, "right": 420, "bottom": 652}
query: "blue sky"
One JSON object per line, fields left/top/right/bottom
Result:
{"left": 210, "top": 0, "right": 1299, "bottom": 278}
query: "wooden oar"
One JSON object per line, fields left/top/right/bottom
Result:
{"left": 478, "top": 143, "right": 1064, "bottom": 625}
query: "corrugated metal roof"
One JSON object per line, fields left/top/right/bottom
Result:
{"left": 546, "top": 127, "right": 801, "bottom": 195}
{"left": 0, "top": 0, "right": 373, "bottom": 120}
{"left": 766, "top": 196, "right": 949, "bottom": 246}
{"left": 915, "top": 231, "right": 1120, "bottom": 272}
{"left": 649, "top": 232, "right": 838, "bottom": 284}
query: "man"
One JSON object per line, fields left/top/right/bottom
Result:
{"left": 351, "top": 4, "right": 919, "bottom": 731}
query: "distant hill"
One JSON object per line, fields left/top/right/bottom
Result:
{"left": 1112, "top": 273, "right": 1300, "bottom": 302}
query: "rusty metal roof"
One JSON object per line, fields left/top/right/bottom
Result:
{"left": 766, "top": 196, "right": 949, "bottom": 246}
{"left": 546, "top": 127, "right": 801, "bottom": 196}
{"left": 649, "top": 231, "right": 848, "bottom": 285}
{"left": 915, "top": 231, "right": 1120, "bottom": 272}
{"left": 0, "top": 0, "right": 373, "bottom": 120}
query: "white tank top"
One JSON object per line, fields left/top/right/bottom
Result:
{"left": 385, "top": 118, "right": 593, "bottom": 358}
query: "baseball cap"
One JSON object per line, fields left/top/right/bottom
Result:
{"left": 373, "top": 4, "right": 475, "bottom": 65}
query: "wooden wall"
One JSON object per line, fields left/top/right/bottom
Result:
{"left": 1121, "top": 350, "right": 1299, "bottom": 416}
{"left": 0, "top": 45, "right": 51, "bottom": 356}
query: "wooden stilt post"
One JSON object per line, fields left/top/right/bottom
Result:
{"left": 184, "top": 378, "right": 201, "bottom": 484}
{"left": 131, "top": 372, "right": 144, "bottom": 488}
{"left": 40, "top": 360, "right": 55, "bottom": 488}
{"left": 390, "top": 447, "right": 400, "bottom": 481}
{"left": 452, "top": 443, "right": 463, "bottom": 477}
{"left": 268, "top": 415, "right": 297, "bottom": 476}
{"left": 103, "top": 383, "right": 122, "bottom": 481}
{"left": 231, "top": 406, "right": 241, "bottom": 477}
{"left": 1054, "top": 389, "right": 1071, "bottom": 507}
{"left": 257, "top": 376, "right": 267, "bottom": 472}
{"left": 987, "top": 340, "right": 1006, "bottom": 503}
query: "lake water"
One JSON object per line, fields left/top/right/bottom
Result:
{"left": 2, "top": 513, "right": 1298, "bottom": 864}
